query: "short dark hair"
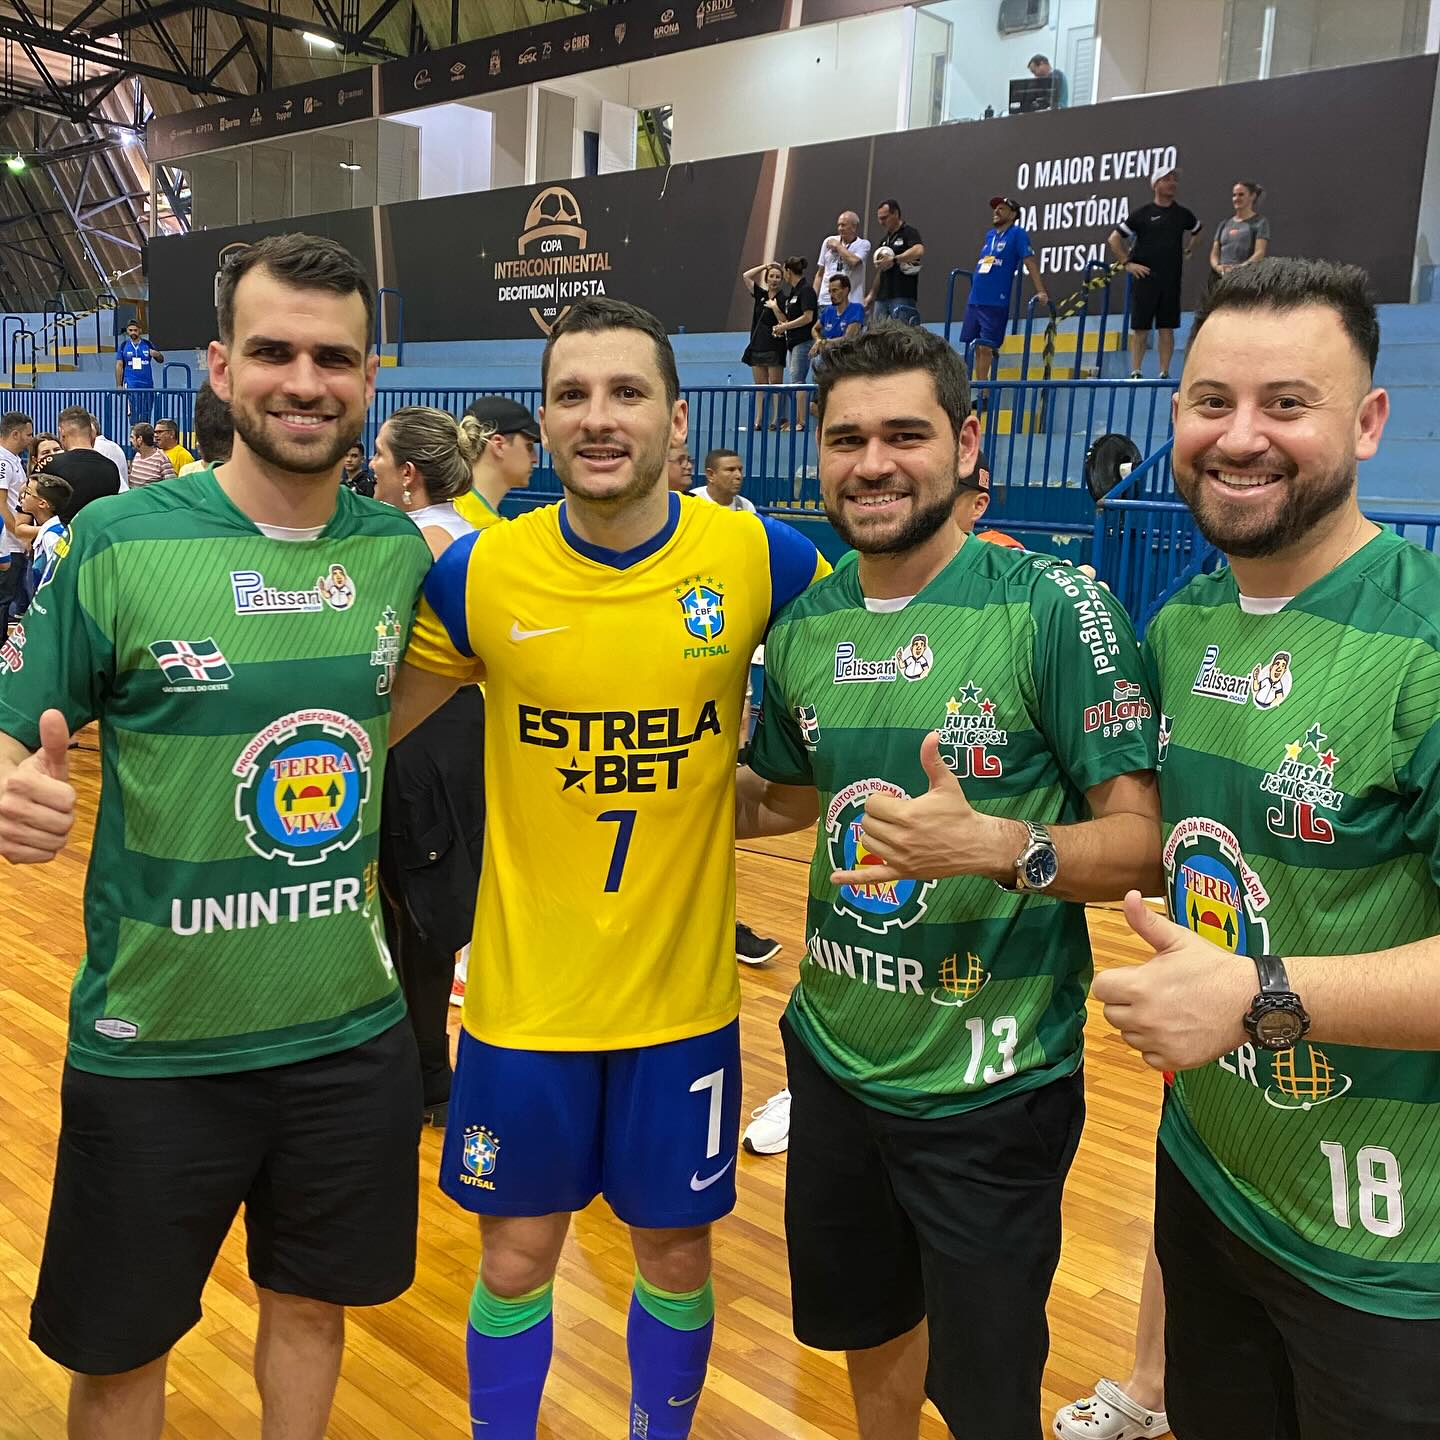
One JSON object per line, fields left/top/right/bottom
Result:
{"left": 541, "top": 297, "right": 679, "bottom": 409}
{"left": 155, "top": 416, "right": 178, "bottom": 435}
{"left": 703, "top": 448, "right": 740, "bottom": 472}
{"left": 192, "top": 381, "right": 234, "bottom": 464}
{"left": 828, "top": 273, "right": 851, "bottom": 290}
{"left": 131, "top": 422, "right": 156, "bottom": 446}
{"left": 784, "top": 255, "right": 808, "bottom": 276}
{"left": 877, "top": 198, "right": 901, "bottom": 216}
{"left": 216, "top": 232, "right": 376, "bottom": 349}
{"left": 1190, "top": 257, "right": 1379, "bottom": 375}
{"left": 814, "top": 322, "right": 971, "bottom": 440}
{"left": 56, "top": 405, "right": 93, "bottom": 433}
{"left": 0, "top": 411, "right": 31, "bottom": 438}
{"left": 1029, "top": 53, "right": 1049, "bottom": 66}
{"left": 30, "top": 472, "right": 72, "bottom": 512}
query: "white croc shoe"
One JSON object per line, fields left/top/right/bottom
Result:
{"left": 1054, "top": 1378, "right": 1169, "bottom": 1440}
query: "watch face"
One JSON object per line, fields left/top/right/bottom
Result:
{"left": 1023, "top": 846, "right": 1059, "bottom": 889}
{"left": 1255, "top": 1007, "right": 1303, "bottom": 1049}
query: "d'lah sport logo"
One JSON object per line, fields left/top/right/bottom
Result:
{"left": 233, "top": 709, "right": 372, "bottom": 865}
{"left": 493, "top": 185, "right": 613, "bottom": 336}
{"left": 826, "top": 777, "right": 934, "bottom": 934}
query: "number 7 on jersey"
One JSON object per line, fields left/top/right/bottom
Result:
{"left": 597, "top": 809, "right": 637, "bottom": 892}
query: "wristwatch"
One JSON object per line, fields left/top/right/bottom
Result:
{"left": 1002, "top": 821, "right": 1058, "bottom": 892}
{"left": 1243, "top": 953, "right": 1310, "bottom": 1051}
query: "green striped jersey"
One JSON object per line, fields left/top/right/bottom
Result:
{"left": 0, "top": 470, "right": 433, "bottom": 1078}
{"left": 751, "top": 539, "right": 1156, "bottom": 1117}
{"left": 1146, "top": 528, "right": 1440, "bottom": 1317}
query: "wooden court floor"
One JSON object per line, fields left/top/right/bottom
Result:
{"left": 0, "top": 744, "right": 1160, "bottom": 1439}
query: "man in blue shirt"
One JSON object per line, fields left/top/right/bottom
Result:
{"left": 960, "top": 196, "right": 1048, "bottom": 384}
{"left": 114, "top": 320, "right": 164, "bottom": 422}
{"left": 811, "top": 273, "right": 865, "bottom": 373}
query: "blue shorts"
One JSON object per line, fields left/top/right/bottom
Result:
{"left": 960, "top": 303, "right": 1009, "bottom": 351}
{"left": 439, "top": 1020, "right": 742, "bottom": 1228}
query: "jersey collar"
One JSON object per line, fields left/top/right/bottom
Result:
{"left": 558, "top": 490, "right": 680, "bottom": 570}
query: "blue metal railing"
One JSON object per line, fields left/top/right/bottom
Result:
{"left": 0, "top": 316, "right": 24, "bottom": 376}
{"left": 942, "top": 269, "right": 972, "bottom": 344}
{"left": 376, "top": 287, "right": 405, "bottom": 365}
{"left": 162, "top": 361, "right": 193, "bottom": 390}
{"left": 10, "top": 330, "right": 36, "bottom": 387}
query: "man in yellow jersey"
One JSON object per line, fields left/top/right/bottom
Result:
{"left": 453, "top": 394, "right": 540, "bottom": 531}
{"left": 390, "top": 297, "right": 827, "bottom": 1440}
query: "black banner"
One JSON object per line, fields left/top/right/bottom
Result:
{"left": 148, "top": 71, "right": 375, "bottom": 164}
{"left": 779, "top": 53, "right": 1436, "bottom": 315}
{"left": 380, "top": 154, "right": 769, "bottom": 341}
{"left": 148, "top": 210, "right": 378, "bottom": 349}
{"left": 379, "top": 0, "right": 787, "bottom": 116}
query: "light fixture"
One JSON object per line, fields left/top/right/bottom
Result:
{"left": 5, "top": 155, "right": 25, "bottom": 173}
{"left": 339, "top": 140, "right": 361, "bottom": 172}
{"left": 303, "top": 31, "right": 340, "bottom": 49}
{"left": 339, "top": 161, "right": 362, "bottom": 171}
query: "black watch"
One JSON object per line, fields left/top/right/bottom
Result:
{"left": 1243, "top": 953, "right": 1310, "bottom": 1051}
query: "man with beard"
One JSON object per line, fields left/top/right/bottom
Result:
{"left": 1094, "top": 256, "right": 1440, "bottom": 1440}
{"left": 0, "top": 232, "right": 432, "bottom": 1439}
{"left": 731, "top": 322, "right": 1162, "bottom": 1439}
{"left": 389, "top": 296, "right": 827, "bottom": 1439}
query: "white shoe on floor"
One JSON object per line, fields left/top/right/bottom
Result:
{"left": 1055, "top": 1379, "right": 1168, "bottom": 1439}
{"left": 742, "top": 1088, "right": 791, "bottom": 1154}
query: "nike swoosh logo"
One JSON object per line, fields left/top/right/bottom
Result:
{"left": 689, "top": 1158, "right": 734, "bottom": 1191}
{"left": 509, "top": 622, "right": 569, "bottom": 642}
{"left": 668, "top": 1388, "right": 704, "bottom": 1408}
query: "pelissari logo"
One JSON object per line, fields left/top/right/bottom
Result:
{"left": 493, "top": 186, "right": 614, "bottom": 335}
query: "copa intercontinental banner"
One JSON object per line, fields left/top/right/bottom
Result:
{"left": 148, "top": 55, "right": 1435, "bottom": 348}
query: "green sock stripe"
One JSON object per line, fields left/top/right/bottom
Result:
{"left": 633, "top": 1273, "right": 715, "bottom": 1332}
{"left": 468, "top": 1275, "right": 554, "bottom": 1338}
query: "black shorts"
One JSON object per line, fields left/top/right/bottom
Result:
{"left": 781, "top": 1018, "right": 1083, "bottom": 1439}
{"left": 1155, "top": 1142, "right": 1440, "bottom": 1440}
{"left": 1130, "top": 271, "right": 1182, "bottom": 331}
{"left": 31, "top": 1020, "right": 422, "bottom": 1375}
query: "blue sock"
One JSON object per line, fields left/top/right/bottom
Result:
{"left": 466, "top": 1275, "right": 554, "bottom": 1439}
{"left": 626, "top": 1272, "right": 715, "bottom": 1439}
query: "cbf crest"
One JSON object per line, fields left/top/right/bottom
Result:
{"left": 461, "top": 1125, "right": 500, "bottom": 1190}
{"left": 232, "top": 709, "right": 373, "bottom": 865}
{"left": 674, "top": 574, "right": 726, "bottom": 642}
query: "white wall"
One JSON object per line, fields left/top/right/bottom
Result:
{"left": 1095, "top": 0, "right": 1224, "bottom": 99}
{"left": 921, "top": 0, "right": 1097, "bottom": 120}
{"left": 399, "top": 104, "right": 494, "bottom": 197}
{"left": 487, "top": 89, "right": 530, "bottom": 189}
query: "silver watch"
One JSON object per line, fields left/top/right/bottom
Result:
{"left": 1005, "top": 821, "right": 1058, "bottom": 892}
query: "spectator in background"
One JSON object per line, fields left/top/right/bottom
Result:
{"left": 1210, "top": 180, "right": 1270, "bottom": 279}
{"left": 180, "top": 380, "right": 234, "bottom": 474}
{"left": 28, "top": 433, "right": 60, "bottom": 476}
{"left": 963, "top": 196, "right": 1048, "bottom": 386}
{"left": 691, "top": 449, "right": 757, "bottom": 514}
{"left": 127, "top": 423, "right": 177, "bottom": 487}
{"left": 86, "top": 414, "right": 129, "bottom": 489}
{"left": 868, "top": 199, "right": 925, "bottom": 325}
{"left": 812, "top": 273, "right": 865, "bottom": 371}
{"left": 1027, "top": 54, "right": 1068, "bottom": 106}
{"left": 741, "top": 260, "right": 788, "bottom": 429}
{"left": 1110, "top": 169, "right": 1202, "bottom": 379}
{"left": 49, "top": 406, "right": 122, "bottom": 520}
{"left": 115, "top": 319, "right": 163, "bottom": 423}
{"left": 20, "top": 473, "right": 70, "bottom": 599}
{"left": 814, "top": 211, "right": 871, "bottom": 309}
{"left": 776, "top": 256, "right": 818, "bottom": 432}
{"left": 340, "top": 442, "right": 376, "bottom": 497}
{"left": 0, "top": 412, "right": 32, "bottom": 629}
{"left": 454, "top": 395, "right": 539, "bottom": 529}
{"left": 154, "top": 416, "right": 195, "bottom": 473}
{"left": 958, "top": 447, "right": 1024, "bottom": 549}
{"left": 667, "top": 445, "right": 694, "bottom": 492}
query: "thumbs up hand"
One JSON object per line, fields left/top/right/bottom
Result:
{"left": 829, "top": 731, "right": 1026, "bottom": 888}
{"left": 0, "top": 709, "right": 77, "bottom": 863}
{"left": 1090, "top": 890, "right": 1253, "bottom": 1071}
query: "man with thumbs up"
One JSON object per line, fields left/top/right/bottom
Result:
{"left": 734, "top": 323, "right": 1162, "bottom": 1440}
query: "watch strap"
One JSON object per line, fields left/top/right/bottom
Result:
{"left": 1252, "top": 952, "right": 1291, "bottom": 995}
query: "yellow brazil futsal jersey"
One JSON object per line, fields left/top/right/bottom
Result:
{"left": 453, "top": 488, "right": 504, "bottom": 532}
{"left": 406, "top": 491, "right": 826, "bottom": 1051}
